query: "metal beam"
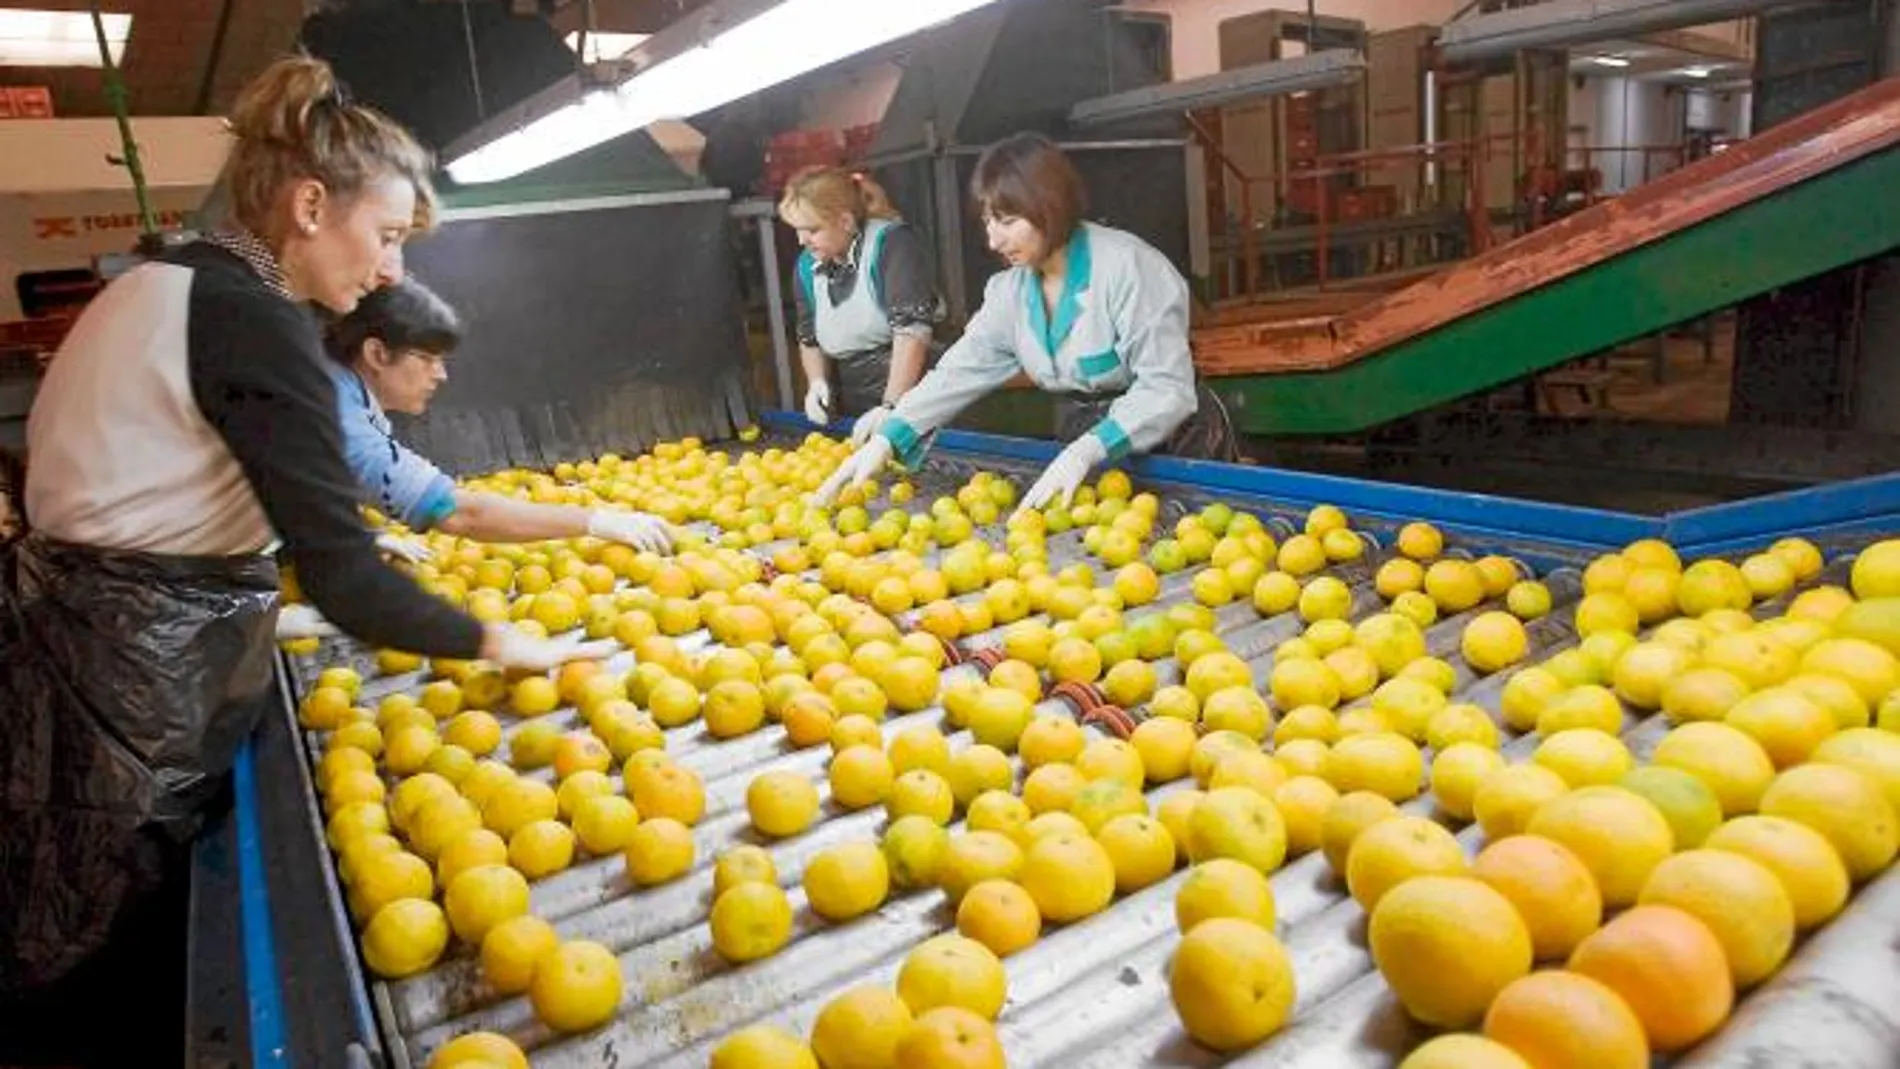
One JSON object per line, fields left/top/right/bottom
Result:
{"left": 1069, "top": 50, "right": 1368, "bottom": 127}
{"left": 1438, "top": 0, "right": 1820, "bottom": 64}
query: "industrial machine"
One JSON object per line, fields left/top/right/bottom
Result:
{"left": 185, "top": 413, "right": 1900, "bottom": 1067}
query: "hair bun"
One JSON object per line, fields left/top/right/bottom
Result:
{"left": 228, "top": 56, "right": 339, "bottom": 146}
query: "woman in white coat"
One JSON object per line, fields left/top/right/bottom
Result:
{"left": 779, "top": 167, "right": 942, "bottom": 443}
{"left": 813, "top": 133, "right": 1233, "bottom": 513}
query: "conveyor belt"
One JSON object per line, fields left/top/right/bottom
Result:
{"left": 260, "top": 433, "right": 1900, "bottom": 1068}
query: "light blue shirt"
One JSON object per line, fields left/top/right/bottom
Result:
{"left": 880, "top": 222, "right": 1197, "bottom": 466}
{"left": 326, "top": 362, "right": 457, "bottom": 531}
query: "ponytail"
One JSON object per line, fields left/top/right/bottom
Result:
{"left": 779, "top": 165, "right": 900, "bottom": 229}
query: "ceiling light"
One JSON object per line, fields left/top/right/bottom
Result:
{"left": 448, "top": 0, "right": 1005, "bottom": 184}
{"left": 562, "top": 30, "right": 650, "bottom": 64}
{"left": 1683, "top": 66, "right": 1712, "bottom": 78}
{"left": 0, "top": 9, "right": 130, "bottom": 68}
{"left": 1591, "top": 55, "right": 1631, "bottom": 68}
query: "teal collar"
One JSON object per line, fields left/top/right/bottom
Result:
{"left": 1024, "top": 224, "right": 1092, "bottom": 357}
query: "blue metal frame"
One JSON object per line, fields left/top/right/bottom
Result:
{"left": 759, "top": 409, "right": 1900, "bottom": 562}
{"left": 233, "top": 739, "right": 289, "bottom": 1066}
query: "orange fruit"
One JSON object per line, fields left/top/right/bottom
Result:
{"left": 937, "top": 831, "right": 1025, "bottom": 904}
{"left": 1345, "top": 815, "right": 1467, "bottom": 912}
{"left": 1568, "top": 904, "right": 1732, "bottom": 1051}
{"left": 894, "top": 1006, "right": 1006, "bottom": 1069}
{"left": 1399, "top": 1035, "right": 1528, "bottom": 1069}
{"left": 1167, "top": 917, "right": 1296, "bottom": 1051}
{"left": 708, "top": 1025, "right": 816, "bottom": 1069}
{"left": 1637, "top": 849, "right": 1794, "bottom": 989}
{"left": 443, "top": 864, "right": 530, "bottom": 944}
{"left": 479, "top": 914, "right": 559, "bottom": 996}
{"left": 428, "top": 1032, "right": 529, "bottom": 1069}
{"left": 709, "top": 881, "right": 794, "bottom": 963}
{"left": 1651, "top": 721, "right": 1777, "bottom": 817}
{"left": 1724, "top": 686, "right": 1835, "bottom": 768}
{"left": 528, "top": 939, "right": 622, "bottom": 1033}
{"left": 1759, "top": 762, "right": 1898, "bottom": 881}
{"left": 1703, "top": 814, "right": 1850, "bottom": 930}
{"left": 829, "top": 745, "right": 896, "bottom": 810}
{"left": 1469, "top": 834, "right": 1601, "bottom": 962}
{"left": 1369, "top": 875, "right": 1532, "bottom": 1028}
{"left": 627, "top": 761, "right": 706, "bottom": 826}
{"left": 1525, "top": 786, "right": 1673, "bottom": 908}
{"left": 746, "top": 771, "right": 820, "bottom": 838}
{"left": 803, "top": 840, "right": 891, "bottom": 921}
{"left": 810, "top": 986, "right": 912, "bottom": 1069}
{"left": 1018, "top": 831, "right": 1116, "bottom": 922}
{"left": 1483, "top": 970, "right": 1649, "bottom": 1069}
{"left": 1319, "top": 790, "right": 1400, "bottom": 874}
{"left": 896, "top": 934, "right": 1007, "bottom": 1020}
{"left": 360, "top": 898, "right": 449, "bottom": 979}
{"left": 1471, "top": 763, "right": 1569, "bottom": 842}
{"left": 955, "top": 879, "right": 1041, "bottom": 957}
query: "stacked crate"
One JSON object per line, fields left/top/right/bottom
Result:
{"left": 0, "top": 86, "right": 54, "bottom": 120}
{"left": 761, "top": 130, "right": 845, "bottom": 195}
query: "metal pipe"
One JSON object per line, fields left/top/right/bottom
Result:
{"left": 754, "top": 214, "right": 795, "bottom": 412}
{"left": 1437, "top": 0, "right": 1814, "bottom": 64}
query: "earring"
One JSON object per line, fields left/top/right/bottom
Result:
{"left": 302, "top": 221, "right": 318, "bottom": 235}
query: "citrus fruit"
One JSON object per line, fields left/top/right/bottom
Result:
{"left": 881, "top": 813, "right": 951, "bottom": 891}
{"left": 830, "top": 745, "right": 896, "bottom": 810}
{"left": 361, "top": 898, "right": 449, "bottom": 979}
{"left": 528, "top": 939, "right": 621, "bottom": 1033}
{"left": 1322, "top": 732, "right": 1424, "bottom": 802}
{"left": 1650, "top": 721, "right": 1776, "bottom": 817}
{"left": 1346, "top": 815, "right": 1467, "bottom": 911}
{"left": 1483, "top": 970, "right": 1649, "bottom": 1069}
{"left": 1168, "top": 917, "right": 1295, "bottom": 1051}
{"left": 1531, "top": 729, "right": 1631, "bottom": 788}
{"left": 1174, "top": 856, "right": 1276, "bottom": 934}
{"left": 1470, "top": 763, "right": 1569, "bottom": 841}
{"left": 1272, "top": 776, "right": 1338, "bottom": 858}
{"left": 444, "top": 864, "right": 531, "bottom": 944}
{"left": 1638, "top": 849, "right": 1794, "bottom": 988}
{"left": 810, "top": 986, "right": 913, "bottom": 1069}
{"left": 1758, "top": 763, "right": 1898, "bottom": 881}
{"left": 1470, "top": 834, "right": 1601, "bottom": 961}
{"left": 1568, "top": 904, "right": 1732, "bottom": 1051}
{"left": 804, "top": 840, "right": 891, "bottom": 920}
{"left": 894, "top": 1006, "right": 1006, "bottom": 1069}
{"left": 571, "top": 794, "right": 640, "bottom": 856}
{"left": 1525, "top": 786, "right": 1673, "bottom": 907}
{"left": 1724, "top": 686, "right": 1835, "bottom": 768}
{"left": 937, "top": 831, "right": 1025, "bottom": 904}
{"left": 1018, "top": 831, "right": 1116, "bottom": 922}
{"left": 747, "top": 771, "right": 820, "bottom": 838}
{"left": 1186, "top": 787, "right": 1288, "bottom": 873}
{"left": 709, "top": 1025, "right": 817, "bottom": 1069}
{"left": 896, "top": 934, "right": 1007, "bottom": 1019}
{"left": 429, "top": 1031, "right": 529, "bottom": 1069}
{"left": 1850, "top": 538, "right": 1900, "bottom": 598}
{"left": 1500, "top": 667, "right": 1565, "bottom": 732}
{"left": 1617, "top": 765, "right": 1723, "bottom": 850}
{"left": 480, "top": 914, "right": 558, "bottom": 996}
{"left": 1703, "top": 814, "right": 1850, "bottom": 930}
{"left": 1320, "top": 791, "right": 1400, "bottom": 874}
{"left": 1096, "top": 813, "right": 1177, "bottom": 894}
{"left": 710, "top": 880, "right": 794, "bottom": 963}
{"left": 1399, "top": 1035, "right": 1528, "bottom": 1069}
{"left": 1369, "top": 875, "right": 1532, "bottom": 1028}
{"left": 1430, "top": 743, "right": 1505, "bottom": 822}
{"left": 623, "top": 817, "right": 694, "bottom": 885}
{"left": 955, "top": 879, "right": 1041, "bottom": 957}
{"left": 626, "top": 761, "right": 705, "bottom": 826}
{"left": 1462, "top": 612, "right": 1528, "bottom": 674}
{"left": 508, "top": 819, "right": 576, "bottom": 880}
{"left": 1660, "top": 667, "right": 1751, "bottom": 725}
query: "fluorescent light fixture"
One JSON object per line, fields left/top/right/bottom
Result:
{"left": 1591, "top": 54, "right": 1631, "bottom": 68}
{"left": 1071, "top": 50, "right": 1367, "bottom": 127}
{"left": 1682, "top": 66, "right": 1712, "bottom": 78}
{"left": 449, "top": 0, "right": 1003, "bottom": 184}
{"left": 563, "top": 30, "right": 650, "bottom": 63}
{"left": 0, "top": 9, "right": 130, "bottom": 68}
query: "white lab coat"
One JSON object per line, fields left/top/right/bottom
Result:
{"left": 879, "top": 222, "right": 1197, "bottom": 467}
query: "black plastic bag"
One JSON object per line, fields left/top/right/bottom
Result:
{"left": 0, "top": 532, "right": 280, "bottom": 991}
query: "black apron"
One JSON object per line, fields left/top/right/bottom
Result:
{"left": 0, "top": 530, "right": 280, "bottom": 991}
{"left": 1052, "top": 378, "right": 1241, "bottom": 463}
{"left": 827, "top": 341, "right": 947, "bottom": 422}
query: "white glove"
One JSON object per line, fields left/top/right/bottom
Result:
{"left": 485, "top": 626, "right": 617, "bottom": 673}
{"left": 587, "top": 510, "right": 674, "bottom": 554}
{"left": 276, "top": 603, "right": 340, "bottom": 640}
{"left": 804, "top": 380, "right": 832, "bottom": 425}
{"left": 850, "top": 404, "right": 893, "bottom": 447}
{"left": 811, "top": 435, "right": 894, "bottom": 507}
{"left": 375, "top": 532, "right": 433, "bottom": 565}
{"left": 1013, "top": 435, "right": 1109, "bottom": 521}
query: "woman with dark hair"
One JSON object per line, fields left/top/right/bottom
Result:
{"left": 317, "top": 278, "right": 673, "bottom": 561}
{"left": 814, "top": 132, "right": 1234, "bottom": 513}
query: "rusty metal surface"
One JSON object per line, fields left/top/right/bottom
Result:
{"left": 278, "top": 446, "right": 1894, "bottom": 1068}
{"left": 1193, "top": 76, "right": 1900, "bottom": 376}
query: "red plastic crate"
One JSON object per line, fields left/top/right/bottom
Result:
{"left": 10, "top": 86, "right": 52, "bottom": 118}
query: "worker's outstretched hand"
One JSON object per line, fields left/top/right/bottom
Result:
{"left": 803, "top": 380, "right": 833, "bottom": 425}
{"left": 483, "top": 625, "right": 617, "bottom": 673}
{"left": 1013, "top": 435, "right": 1109, "bottom": 522}
{"left": 811, "top": 435, "right": 894, "bottom": 508}
{"left": 588, "top": 510, "right": 675, "bottom": 554}
{"left": 375, "top": 532, "right": 433, "bottom": 565}
{"left": 275, "top": 603, "right": 340, "bottom": 640}
{"left": 849, "top": 404, "right": 893, "bottom": 447}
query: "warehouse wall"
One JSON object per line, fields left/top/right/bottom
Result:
{"left": 1125, "top": 0, "right": 1465, "bottom": 79}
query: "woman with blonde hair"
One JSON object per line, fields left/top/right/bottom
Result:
{"left": 0, "top": 56, "right": 602, "bottom": 1017}
{"left": 779, "top": 165, "right": 942, "bottom": 443}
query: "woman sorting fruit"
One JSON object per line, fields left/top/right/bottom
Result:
{"left": 0, "top": 57, "right": 603, "bottom": 1018}
{"left": 780, "top": 166, "right": 943, "bottom": 443}
{"left": 319, "top": 276, "right": 675, "bottom": 558}
{"left": 814, "top": 133, "right": 1236, "bottom": 513}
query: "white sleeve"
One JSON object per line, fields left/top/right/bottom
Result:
{"left": 879, "top": 272, "right": 1024, "bottom": 466}
{"left": 1092, "top": 246, "right": 1198, "bottom": 460}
